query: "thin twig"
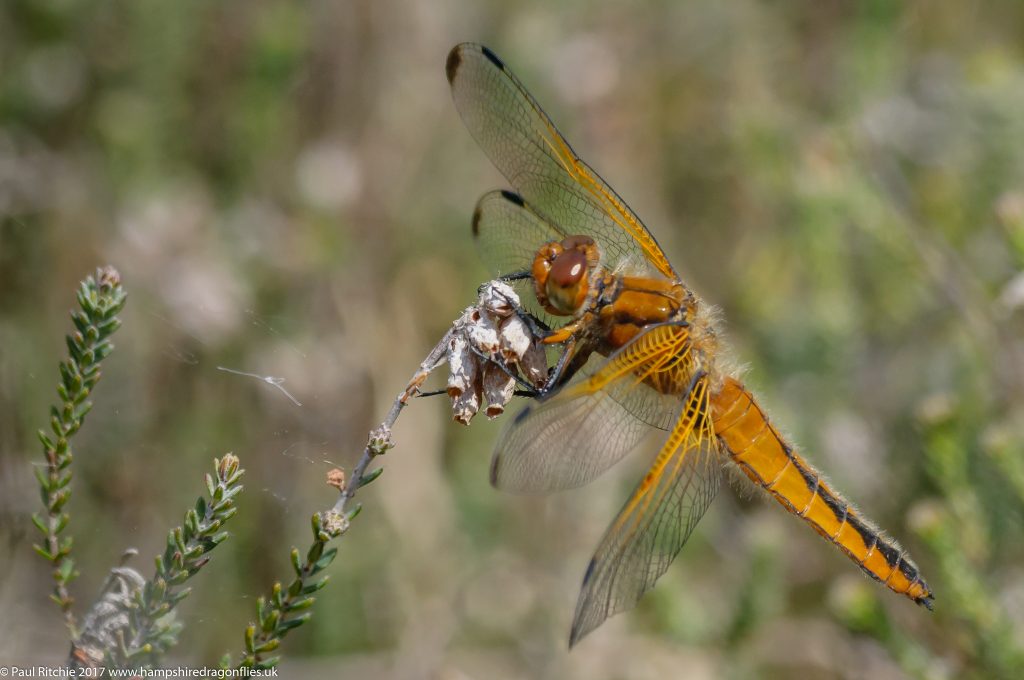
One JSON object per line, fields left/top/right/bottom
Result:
{"left": 332, "top": 328, "right": 455, "bottom": 515}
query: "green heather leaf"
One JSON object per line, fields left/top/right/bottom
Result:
{"left": 358, "top": 467, "right": 384, "bottom": 487}
{"left": 306, "top": 541, "right": 323, "bottom": 565}
{"left": 244, "top": 624, "right": 257, "bottom": 654}
{"left": 254, "top": 657, "right": 279, "bottom": 670}
{"left": 37, "top": 429, "right": 54, "bottom": 451}
{"left": 31, "top": 513, "right": 48, "bottom": 535}
{"left": 71, "top": 311, "right": 89, "bottom": 335}
{"left": 206, "top": 531, "right": 230, "bottom": 548}
{"left": 253, "top": 639, "right": 279, "bottom": 654}
{"left": 57, "top": 558, "right": 75, "bottom": 581}
{"left": 73, "top": 401, "right": 93, "bottom": 421}
{"left": 167, "top": 589, "right": 191, "bottom": 607}
{"left": 301, "top": 576, "right": 329, "bottom": 595}
{"left": 290, "top": 548, "right": 302, "bottom": 577}
{"left": 50, "top": 490, "right": 69, "bottom": 513}
{"left": 65, "top": 335, "right": 81, "bottom": 362}
{"left": 261, "top": 609, "right": 280, "bottom": 633}
{"left": 314, "top": 548, "right": 337, "bottom": 572}
{"left": 256, "top": 596, "right": 268, "bottom": 622}
{"left": 33, "top": 544, "right": 54, "bottom": 561}
{"left": 285, "top": 596, "right": 315, "bottom": 612}
{"left": 34, "top": 466, "right": 50, "bottom": 491}
{"left": 276, "top": 615, "right": 310, "bottom": 633}
{"left": 98, "top": 317, "right": 122, "bottom": 335}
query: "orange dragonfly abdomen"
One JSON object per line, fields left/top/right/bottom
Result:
{"left": 710, "top": 377, "right": 934, "bottom": 608}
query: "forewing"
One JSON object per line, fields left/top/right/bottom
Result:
{"left": 569, "top": 374, "right": 721, "bottom": 647}
{"left": 447, "top": 42, "right": 677, "bottom": 279}
{"left": 491, "top": 324, "right": 689, "bottom": 494}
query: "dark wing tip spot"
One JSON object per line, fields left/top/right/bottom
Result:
{"left": 488, "top": 451, "right": 502, "bottom": 486}
{"left": 500, "top": 189, "right": 525, "bottom": 206}
{"left": 581, "top": 557, "right": 597, "bottom": 586}
{"left": 481, "top": 45, "right": 505, "bottom": 70}
{"left": 514, "top": 403, "right": 534, "bottom": 424}
{"left": 471, "top": 205, "right": 483, "bottom": 236}
{"left": 445, "top": 46, "right": 463, "bottom": 84}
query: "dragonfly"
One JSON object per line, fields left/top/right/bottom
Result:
{"left": 446, "top": 42, "right": 934, "bottom": 647}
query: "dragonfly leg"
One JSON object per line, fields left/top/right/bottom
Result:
{"left": 468, "top": 345, "right": 541, "bottom": 396}
{"left": 532, "top": 336, "right": 594, "bottom": 399}
{"left": 415, "top": 388, "right": 448, "bottom": 398}
{"left": 497, "top": 270, "right": 532, "bottom": 283}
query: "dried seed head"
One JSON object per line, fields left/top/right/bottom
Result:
{"left": 320, "top": 510, "right": 350, "bottom": 537}
{"left": 466, "top": 311, "right": 501, "bottom": 356}
{"left": 452, "top": 384, "right": 481, "bottom": 425}
{"left": 217, "top": 453, "right": 241, "bottom": 480}
{"left": 520, "top": 339, "right": 549, "bottom": 388}
{"left": 498, "top": 313, "right": 533, "bottom": 363}
{"left": 326, "top": 468, "right": 346, "bottom": 490}
{"left": 97, "top": 265, "right": 122, "bottom": 290}
{"left": 483, "top": 362, "right": 517, "bottom": 418}
{"left": 447, "top": 334, "right": 479, "bottom": 398}
{"left": 443, "top": 280, "right": 553, "bottom": 424}
{"left": 478, "top": 280, "right": 521, "bottom": 318}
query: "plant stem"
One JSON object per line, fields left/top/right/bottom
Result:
{"left": 332, "top": 327, "right": 454, "bottom": 515}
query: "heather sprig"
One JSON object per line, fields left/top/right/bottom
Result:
{"left": 32, "top": 266, "right": 126, "bottom": 637}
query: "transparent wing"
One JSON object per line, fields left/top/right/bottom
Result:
{"left": 569, "top": 374, "right": 722, "bottom": 647}
{"left": 491, "top": 324, "right": 692, "bottom": 494}
{"left": 472, "top": 189, "right": 571, "bottom": 330}
{"left": 473, "top": 190, "right": 564, "bottom": 277}
{"left": 447, "top": 42, "right": 677, "bottom": 279}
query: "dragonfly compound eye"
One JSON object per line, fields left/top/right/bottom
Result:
{"left": 546, "top": 248, "right": 589, "bottom": 314}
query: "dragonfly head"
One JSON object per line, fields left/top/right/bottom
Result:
{"left": 532, "top": 235, "right": 599, "bottom": 316}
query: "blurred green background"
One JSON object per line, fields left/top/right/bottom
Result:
{"left": 3, "top": 1, "right": 1024, "bottom": 678}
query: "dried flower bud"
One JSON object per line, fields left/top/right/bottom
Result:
{"left": 97, "top": 265, "right": 122, "bottom": 290}
{"left": 499, "top": 313, "right": 533, "bottom": 363}
{"left": 320, "top": 510, "right": 350, "bottom": 537}
{"left": 217, "top": 453, "right": 240, "bottom": 480}
{"left": 452, "top": 382, "right": 481, "bottom": 425}
{"left": 520, "top": 339, "right": 549, "bottom": 388}
{"left": 447, "top": 334, "right": 478, "bottom": 398}
{"left": 466, "top": 310, "right": 501, "bottom": 356}
{"left": 326, "top": 468, "right": 346, "bottom": 490}
{"left": 483, "top": 362, "right": 517, "bottom": 418}
{"left": 478, "top": 280, "right": 520, "bottom": 318}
